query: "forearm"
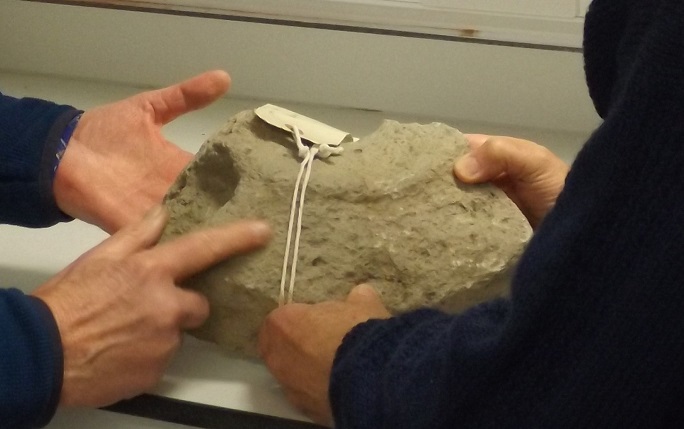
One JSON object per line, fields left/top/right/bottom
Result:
{"left": 0, "top": 92, "right": 79, "bottom": 227}
{"left": 0, "top": 288, "right": 63, "bottom": 428}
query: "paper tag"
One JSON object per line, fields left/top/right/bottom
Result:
{"left": 255, "top": 104, "right": 358, "bottom": 147}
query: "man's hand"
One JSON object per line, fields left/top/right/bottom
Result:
{"left": 54, "top": 70, "right": 231, "bottom": 233}
{"left": 259, "top": 285, "right": 391, "bottom": 427}
{"left": 454, "top": 134, "right": 570, "bottom": 229}
{"left": 32, "top": 206, "right": 271, "bottom": 408}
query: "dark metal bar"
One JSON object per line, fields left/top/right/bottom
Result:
{"left": 102, "top": 394, "right": 326, "bottom": 429}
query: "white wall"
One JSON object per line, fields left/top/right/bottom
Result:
{"left": 0, "top": 1, "right": 599, "bottom": 133}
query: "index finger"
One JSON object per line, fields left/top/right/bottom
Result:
{"left": 141, "top": 220, "right": 271, "bottom": 280}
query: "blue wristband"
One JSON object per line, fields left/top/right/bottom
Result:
{"left": 54, "top": 112, "right": 82, "bottom": 174}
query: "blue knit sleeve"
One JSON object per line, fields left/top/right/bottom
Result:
{"left": 330, "top": 300, "right": 511, "bottom": 428}
{"left": 0, "top": 91, "right": 79, "bottom": 227}
{"left": 0, "top": 289, "right": 63, "bottom": 428}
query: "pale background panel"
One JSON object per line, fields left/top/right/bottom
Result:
{"left": 0, "top": 1, "right": 599, "bottom": 132}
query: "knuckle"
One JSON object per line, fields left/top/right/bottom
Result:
{"left": 257, "top": 335, "right": 269, "bottom": 359}
{"left": 166, "top": 332, "right": 183, "bottom": 354}
{"left": 191, "top": 295, "right": 210, "bottom": 324}
{"left": 535, "top": 145, "right": 558, "bottom": 162}
{"left": 267, "top": 305, "right": 302, "bottom": 332}
{"left": 147, "top": 294, "right": 184, "bottom": 330}
{"left": 260, "top": 311, "right": 275, "bottom": 332}
{"left": 258, "top": 317, "right": 279, "bottom": 358}
{"left": 160, "top": 301, "right": 184, "bottom": 328}
{"left": 138, "top": 358, "right": 172, "bottom": 392}
{"left": 141, "top": 370, "right": 164, "bottom": 392}
{"left": 285, "top": 391, "right": 305, "bottom": 411}
{"left": 481, "top": 137, "right": 510, "bottom": 157}
{"left": 265, "top": 354, "right": 287, "bottom": 379}
{"left": 92, "top": 258, "right": 146, "bottom": 290}
{"left": 118, "top": 256, "right": 158, "bottom": 281}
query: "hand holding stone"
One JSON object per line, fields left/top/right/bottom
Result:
{"left": 32, "top": 206, "right": 271, "bottom": 408}
{"left": 53, "top": 70, "right": 231, "bottom": 233}
{"left": 454, "top": 134, "right": 570, "bottom": 229}
{"left": 259, "top": 284, "right": 391, "bottom": 427}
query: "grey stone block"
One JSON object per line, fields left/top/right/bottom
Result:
{"left": 162, "top": 110, "right": 531, "bottom": 357}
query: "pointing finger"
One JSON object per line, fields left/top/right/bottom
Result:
{"left": 141, "top": 220, "right": 271, "bottom": 281}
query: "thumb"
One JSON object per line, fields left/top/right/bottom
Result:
{"left": 454, "top": 151, "right": 487, "bottom": 183}
{"left": 454, "top": 134, "right": 497, "bottom": 183}
{"left": 346, "top": 284, "right": 391, "bottom": 319}
{"left": 454, "top": 135, "right": 522, "bottom": 184}
{"left": 346, "top": 284, "right": 382, "bottom": 305}
{"left": 151, "top": 70, "right": 231, "bottom": 124}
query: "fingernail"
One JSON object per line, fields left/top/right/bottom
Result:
{"left": 455, "top": 154, "right": 481, "bottom": 179}
{"left": 250, "top": 221, "right": 271, "bottom": 239}
{"left": 354, "top": 284, "right": 377, "bottom": 297}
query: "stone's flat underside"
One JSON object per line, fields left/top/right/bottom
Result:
{"left": 162, "top": 110, "right": 531, "bottom": 357}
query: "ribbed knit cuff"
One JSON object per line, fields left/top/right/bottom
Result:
{"left": 330, "top": 309, "right": 447, "bottom": 428}
{"left": 27, "top": 295, "right": 64, "bottom": 427}
{"left": 0, "top": 289, "right": 64, "bottom": 428}
{"left": 53, "top": 113, "right": 82, "bottom": 175}
{"left": 39, "top": 109, "right": 82, "bottom": 224}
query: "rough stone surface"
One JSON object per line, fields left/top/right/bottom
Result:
{"left": 162, "top": 110, "right": 531, "bottom": 357}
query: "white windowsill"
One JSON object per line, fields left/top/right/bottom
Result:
{"left": 51, "top": 0, "right": 586, "bottom": 48}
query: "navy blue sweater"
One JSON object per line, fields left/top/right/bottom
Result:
{"left": 0, "top": 92, "right": 79, "bottom": 427}
{"left": 330, "top": 0, "right": 684, "bottom": 427}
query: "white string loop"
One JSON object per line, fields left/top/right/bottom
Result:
{"left": 279, "top": 126, "right": 336, "bottom": 306}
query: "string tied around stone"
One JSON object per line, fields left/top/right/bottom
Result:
{"left": 279, "top": 125, "right": 343, "bottom": 306}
